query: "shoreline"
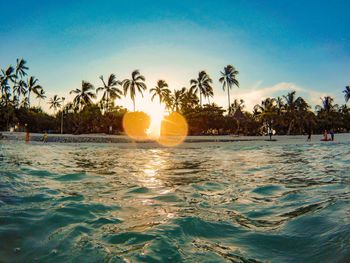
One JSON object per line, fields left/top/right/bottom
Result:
{"left": 1, "top": 131, "right": 349, "bottom": 144}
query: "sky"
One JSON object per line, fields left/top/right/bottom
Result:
{"left": 1, "top": 0, "right": 349, "bottom": 113}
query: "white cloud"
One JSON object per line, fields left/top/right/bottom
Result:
{"left": 216, "top": 82, "right": 333, "bottom": 111}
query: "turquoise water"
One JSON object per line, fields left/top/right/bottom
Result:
{"left": 0, "top": 139, "right": 350, "bottom": 262}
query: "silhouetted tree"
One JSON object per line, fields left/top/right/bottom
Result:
{"left": 70, "top": 81, "right": 96, "bottom": 110}
{"left": 190, "top": 71, "right": 213, "bottom": 106}
{"left": 219, "top": 65, "right": 239, "bottom": 113}
{"left": 97, "top": 74, "right": 122, "bottom": 112}
{"left": 122, "top": 70, "right": 147, "bottom": 111}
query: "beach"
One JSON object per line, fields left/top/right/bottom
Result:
{"left": 2, "top": 131, "right": 350, "bottom": 145}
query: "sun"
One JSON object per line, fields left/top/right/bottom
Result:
{"left": 123, "top": 103, "right": 188, "bottom": 146}
{"left": 144, "top": 104, "right": 167, "bottom": 139}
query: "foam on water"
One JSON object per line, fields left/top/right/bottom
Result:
{"left": 0, "top": 137, "right": 350, "bottom": 262}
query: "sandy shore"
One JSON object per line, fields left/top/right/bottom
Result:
{"left": 1, "top": 131, "right": 350, "bottom": 145}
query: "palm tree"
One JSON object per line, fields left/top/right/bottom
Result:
{"left": 254, "top": 98, "right": 277, "bottom": 132}
{"left": 1, "top": 90, "right": 11, "bottom": 106}
{"left": 190, "top": 71, "right": 213, "bottom": 106}
{"left": 230, "top": 99, "right": 245, "bottom": 135}
{"left": 163, "top": 90, "right": 173, "bottom": 111}
{"left": 275, "top": 96, "right": 284, "bottom": 115}
{"left": 36, "top": 88, "right": 46, "bottom": 107}
{"left": 15, "top": 58, "right": 28, "bottom": 81}
{"left": 64, "top": 102, "right": 76, "bottom": 113}
{"left": 13, "top": 79, "right": 27, "bottom": 99}
{"left": 315, "top": 96, "right": 338, "bottom": 114}
{"left": 48, "top": 95, "right": 62, "bottom": 114}
{"left": 1, "top": 66, "right": 16, "bottom": 84}
{"left": 254, "top": 98, "right": 276, "bottom": 114}
{"left": 315, "top": 96, "right": 339, "bottom": 130}
{"left": 205, "top": 85, "right": 214, "bottom": 104}
{"left": 26, "top": 76, "right": 42, "bottom": 107}
{"left": 343, "top": 86, "right": 350, "bottom": 103}
{"left": 230, "top": 99, "right": 245, "bottom": 115}
{"left": 283, "top": 91, "right": 303, "bottom": 135}
{"left": 1, "top": 66, "right": 16, "bottom": 103}
{"left": 171, "top": 89, "right": 185, "bottom": 112}
{"left": 20, "top": 97, "right": 30, "bottom": 108}
{"left": 96, "top": 74, "right": 122, "bottom": 112}
{"left": 13, "top": 59, "right": 29, "bottom": 102}
{"left": 180, "top": 87, "right": 199, "bottom": 112}
{"left": 70, "top": 81, "right": 96, "bottom": 110}
{"left": 219, "top": 65, "right": 239, "bottom": 112}
{"left": 150, "top": 80, "right": 171, "bottom": 105}
{"left": 283, "top": 91, "right": 297, "bottom": 110}
{"left": 122, "top": 70, "right": 147, "bottom": 111}
{"left": 7, "top": 76, "right": 24, "bottom": 109}
{"left": 340, "top": 104, "right": 350, "bottom": 115}
{"left": 294, "top": 97, "right": 310, "bottom": 134}
{"left": 0, "top": 72, "right": 11, "bottom": 105}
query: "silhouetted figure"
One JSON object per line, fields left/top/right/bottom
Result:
{"left": 331, "top": 129, "right": 334, "bottom": 141}
{"left": 324, "top": 130, "right": 328, "bottom": 141}
{"left": 269, "top": 127, "right": 273, "bottom": 140}
{"left": 307, "top": 129, "right": 312, "bottom": 141}
{"left": 25, "top": 131, "right": 30, "bottom": 142}
{"left": 43, "top": 132, "right": 48, "bottom": 143}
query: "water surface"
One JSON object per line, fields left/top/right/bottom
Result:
{"left": 1, "top": 138, "right": 350, "bottom": 262}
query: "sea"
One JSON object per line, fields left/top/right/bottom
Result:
{"left": 0, "top": 135, "right": 350, "bottom": 262}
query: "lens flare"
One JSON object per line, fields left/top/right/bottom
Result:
{"left": 157, "top": 112, "right": 188, "bottom": 147}
{"left": 122, "top": 112, "right": 151, "bottom": 140}
{"left": 123, "top": 111, "right": 188, "bottom": 146}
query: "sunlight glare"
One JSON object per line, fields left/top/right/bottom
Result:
{"left": 123, "top": 103, "right": 188, "bottom": 146}
{"left": 144, "top": 103, "right": 167, "bottom": 139}
{"left": 122, "top": 112, "right": 151, "bottom": 140}
{"left": 157, "top": 112, "right": 188, "bottom": 147}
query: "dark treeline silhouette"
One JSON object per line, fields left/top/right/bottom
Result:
{"left": 1, "top": 59, "right": 350, "bottom": 136}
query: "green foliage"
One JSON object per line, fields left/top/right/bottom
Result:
{"left": 100, "top": 107, "right": 127, "bottom": 133}
{"left": 0, "top": 106, "right": 56, "bottom": 132}
{"left": 185, "top": 104, "right": 239, "bottom": 135}
{"left": 61, "top": 104, "right": 127, "bottom": 134}
{"left": 72, "top": 104, "right": 102, "bottom": 134}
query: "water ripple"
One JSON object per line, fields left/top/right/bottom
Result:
{"left": 0, "top": 139, "right": 350, "bottom": 262}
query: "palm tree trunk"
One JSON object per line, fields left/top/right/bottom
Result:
{"left": 133, "top": 99, "right": 135, "bottom": 112}
{"left": 106, "top": 92, "right": 109, "bottom": 113}
{"left": 200, "top": 91, "right": 202, "bottom": 107}
{"left": 236, "top": 120, "right": 240, "bottom": 135}
{"left": 287, "top": 119, "right": 294, "bottom": 135}
{"left": 5, "top": 110, "right": 10, "bottom": 131}
{"left": 28, "top": 90, "right": 31, "bottom": 108}
{"left": 227, "top": 85, "right": 230, "bottom": 114}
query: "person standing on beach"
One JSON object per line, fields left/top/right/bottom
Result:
{"left": 43, "top": 132, "right": 48, "bottom": 143}
{"left": 324, "top": 130, "right": 328, "bottom": 141}
{"left": 331, "top": 129, "right": 334, "bottom": 141}
{"left": 307, "top": 129, "right": 312, "bottom": 141}
{"left": 25, "top": 131, "right": 30, "bottom": 142}
{"left": 268, "top": 127, "right": 273, "bottom": 140}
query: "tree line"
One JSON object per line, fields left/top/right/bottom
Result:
{"left": 1, "top": 59, "right": 350, "bottom": 135}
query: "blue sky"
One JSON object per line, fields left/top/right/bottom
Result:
{"left": 1, "top": 0, "right": 349, "bottom": 111}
